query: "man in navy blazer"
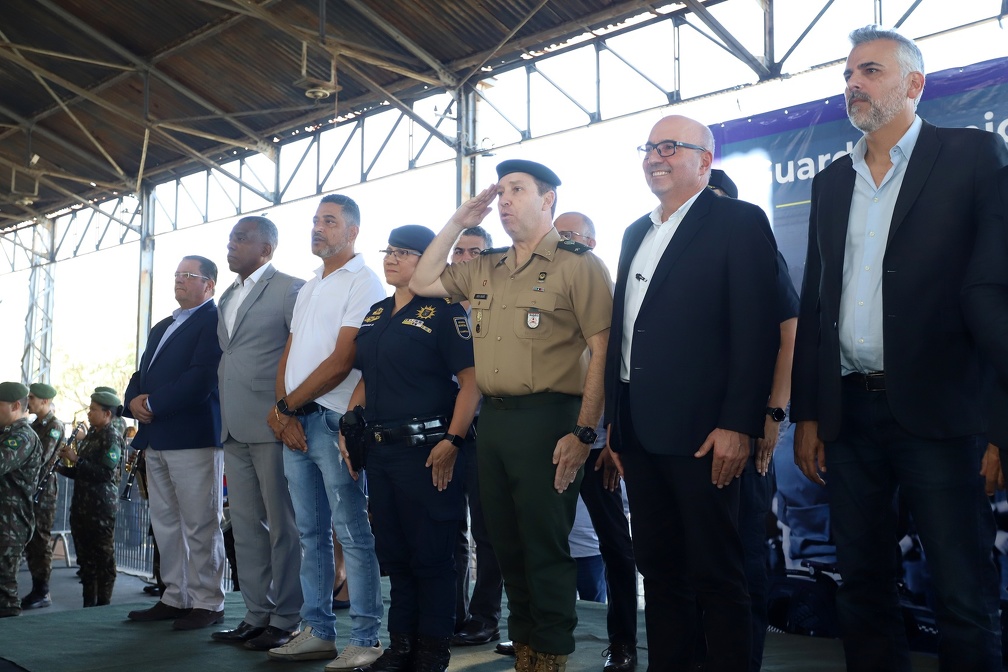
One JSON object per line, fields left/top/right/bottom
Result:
{"left": 791, "top": 27, "right": 1008, "bottom": 672}
{"left": 604, "top": 114, "right": 779, "bottom": 671}
{"left": 124, "top": 255, "right": 227, "bottom": 631}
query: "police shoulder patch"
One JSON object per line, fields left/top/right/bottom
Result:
{"left": 453, "top": 316, "right": 472, "bottom": 340}
{"left": 557, "top": 239, "right": 591, "bottom": 255}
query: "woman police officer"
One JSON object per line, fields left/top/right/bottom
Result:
{"left": 340, "top": 225, "right": 479, "bottom": 672}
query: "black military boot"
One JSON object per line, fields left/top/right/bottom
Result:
{"left": 97, "top": 579, "right": 115, "bottom": 606}
{"left": 414, "top": 635, "right": 451, "bottom": 672}
{"left": 365, "top": 632, "right": 415, "bottom": 671}
{"left": 82, "top": 581, "right": 97, "bottom": 608}
{"left": 20, "top": 579, "right": 52, "bottom": 610}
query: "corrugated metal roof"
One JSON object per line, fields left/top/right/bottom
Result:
{"left": 0, "top": 0, "right": 712, "bottom": 228}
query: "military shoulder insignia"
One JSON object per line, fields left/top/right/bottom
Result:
{"left": 557, "top": 239, "right": 591, "bottom": 254}
{"left": 481, "top": 246, "right": 509, "bottom": 255}
{"left": 363, "top": 306, "right": 384, "bottom": 323}
{"left": 6, "top": 437, "right": 19, "bottom": 448}
{"left": 453, "top": 316, "right": 472, "bottom": 340}
{"left": 50, "top": 428, "right": 61, "bottom": 439}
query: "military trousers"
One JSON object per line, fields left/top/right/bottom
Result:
{"left": 478, "top": 392, "right": 582, "bottom": 655}
{"left": 25, "top": 495, "right": 57, "bottom": 583}
{"left": 0, "top": 545, "right": 25, "bottom": 614}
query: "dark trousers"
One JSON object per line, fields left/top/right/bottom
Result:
{"left": 479, "top": 393, "right": 582, "bottom": 655}
{"left": 618, "top": 386, "right": 751, "bottom": 672}
{"left": 579, "top": 447, "right": 638, "bottom": 646}
{"left": 827, "top": 382, "right": 1001, "bottom": 672}
{"left": 368, "top": 442, "right": 464, "bottom": 638}
{"left": 25, "top": 496, "right": 57, "bottom": 584}
{"left": 738, "top": 452, "right": 774, "bottom": 671}
{"left": 455, "top": 440, "right": 503, "bottom": 629}
{"left": 70, "top": 504, "right": 117, "bottom": 607}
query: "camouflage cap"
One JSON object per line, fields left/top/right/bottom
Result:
{"left": 91, "top": 390, "right": 122, "bottom": 408}
{"left": 0, "top": 381, "right": 30, "bottom": 402}
{"left": 28, "top": 382, "right": 57, "bottom": 399}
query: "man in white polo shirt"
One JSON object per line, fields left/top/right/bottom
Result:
{"left": 265, "top": 194, "right": 386, "bottom": 670}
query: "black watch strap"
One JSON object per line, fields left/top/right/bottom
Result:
{"left": 766, "top": 406, "right": 786, "bottom": 422}
{"left": 444, "top": 433, "right": 465, "bottom": 448}
{"left": 276, "top": 398, "right": 295, "bottom": 416}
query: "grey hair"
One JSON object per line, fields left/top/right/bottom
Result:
{"left": 849, "top": 25, "right": 925, "bottom": 78}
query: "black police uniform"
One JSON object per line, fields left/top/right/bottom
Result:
{"left": 354, "top": 294, "right": 474, "bottom": 639}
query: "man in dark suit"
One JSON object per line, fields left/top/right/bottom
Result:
{"left": 604, "top": 114, "right": 779, "bottom": 671}
{"left": 124, "top": 255, "right": 227, "bottom": 631}
{"left": 210, "top": 217, "right": 305, "bottom": 650}
{"left": 791, "top": 26, "right": 1008, "bottom": 672}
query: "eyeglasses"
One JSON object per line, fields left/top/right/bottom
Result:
{"left": 379, "top": 248, "right": 421, "bottom": 261}
{"left": 637, "top": 140, "right": 708, "bottom": 158}
{"left": 174, "top": 272, "right": 210, "bottom": 281}
{"left": 452, "top": 247, "right": 484, "bottom": 257}
{"left": 558, "top": 230, "right": 589, "bottom": 242}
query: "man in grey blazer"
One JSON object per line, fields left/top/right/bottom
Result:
{"left": 210, "top": 216, "right": 306, "bottom": 651}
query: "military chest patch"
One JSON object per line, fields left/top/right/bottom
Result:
{"left": 527, "top": 309, "right": 541, "bottom": 329}
{"left": 417, "top": 305, "right": 436, "bottom": 319}
{"left": 454, "top": 317, "right": 472, "bottom": 340}
{"left": 402, "top": 318, "right": 432, "bottom": 334}
{"left": 363, "top": 306, "right": 384, "bottom": 323}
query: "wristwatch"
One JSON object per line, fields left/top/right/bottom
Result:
{"left": 573, "top": 425, "right": 598, "bottom": 445}
{"left": 766, "top": 407, "right": 786, "bottom": 422}
{"left": 276, "top": 398, "right": 295, "bottom": 416}
{"left": 443, "top": 433, "right": 465, "bottom": 448}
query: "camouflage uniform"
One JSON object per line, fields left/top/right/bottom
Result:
{"left": 0, "top": 417, "right": 43, "bottom": 616}
{"left": 59, "top": 424, "right": 123, "bottom": 607}
{"left": 24, "top": 411, "right": 64, "bottom": 591}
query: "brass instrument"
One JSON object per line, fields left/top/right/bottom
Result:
{"left": 120, "top": 445, "right": 145, "bottom": 501}
{"left": 33, "top": 421, "right": 85, "bottom": 504}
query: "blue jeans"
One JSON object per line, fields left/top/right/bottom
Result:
{"left": 827, "top": 383, "right": 1000, "bottom": 672}
{"left": 282, "top": 408, "right": 383, "bottom": 645}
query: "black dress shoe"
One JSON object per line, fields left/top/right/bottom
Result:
{"left": 172, "top": 608, "right": 225, "bottom": 630}
{"left": 603, "top": 643, "right": 638, "bottom": 672}
{"left": 495, "top": 641, "right": 515, "bottom": 656}
{"left": 451, "top": 620, "right": 501, "bottom": 646}
{"left": 143, "top": 584, "right": 165, "bottom": 597}
{"left": 211, "top": 621, "right": 265, "bottom": 643}
{"left": 244, "top": 626, "right": 299, "bottom": 651}
{"left": 128, "top": 601, "right": 191, "bottom": 622}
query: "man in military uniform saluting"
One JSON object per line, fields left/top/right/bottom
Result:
{"left": 0, "top": 381, "right": 43, "bottom": 618}
{"left": 20, "top": 382, "right": 64, "bottom": 609}
{"left": 411, "top": 160, "right": 613, "bottom": 672}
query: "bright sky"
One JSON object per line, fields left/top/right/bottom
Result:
{"left": 1, "top": 2, "right": 1007, "bottom": 410}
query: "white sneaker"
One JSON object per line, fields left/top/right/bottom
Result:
{"left": 267, "top": 625, "right": 337, "bottom": 661}
{"left": 324, "top": 642, "right": 384, "bottom": 671}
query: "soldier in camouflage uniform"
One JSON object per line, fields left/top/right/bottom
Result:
{"left": 20, "top": 382, "right": 65, "bottom": 609}
{"left": 57, "top": 389, "right": 124, "bottom": 607}
{"left": 95, "top": 386, "right": 127, "bottom": 437}
{"left": 0, "top": 382, "right": 43, "bottom": 618}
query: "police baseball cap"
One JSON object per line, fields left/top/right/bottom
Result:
{"left": 0, "top": 382, "right": 30, "bottom": 402}
{"left": 496, "top": 159, "right": 561, "bottom": 188}
{"left": 708, "top": 169, "right": 738, "bottom": 199}
{"left": 29, "top": 382, "right": 57, "bottom": 400}
{"left": 388, "top": 225, "right": 436, "bottom": 254}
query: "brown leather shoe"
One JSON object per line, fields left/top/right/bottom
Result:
{"left": 245, "top": 626, "right": 299, "bottom": 651}
{"left": 127, "top": 601, "right": 191, "bottom": 622}
{"left": 172, "top": 608, "right": 225, "bottom": 630}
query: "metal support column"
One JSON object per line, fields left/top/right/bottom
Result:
{"left": 456, "top": 86, "right": 477, "bottom": 206}
{"left": 21, "top": 217, "right": 55, "bottom": 385}
{"left": 135, "top": 183, "right": 154, "bottom": 366}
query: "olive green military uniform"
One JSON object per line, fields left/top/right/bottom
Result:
{"left": 59, "top": 423, "right": 123, "bottom": 606}
{"left": 0, "top": 416, "right": 43, "bottom": 616}
{"left": 440, "top": 229, "right": 613, "bottom": 655}
{"left": 24, "top": 411, "right": 64, "bottom": 591}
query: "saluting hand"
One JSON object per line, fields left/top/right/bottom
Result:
{"left": 696, "top": 428, "right": 749, "bottom": 488}
{"left": 553, "top": 434, "right": 590, "bottom": 494}
{"left": 447, "top": 184, "right": 497, "bottom": 231}
{"left": 426, "top": 440, "right": 458, "bottom": 491}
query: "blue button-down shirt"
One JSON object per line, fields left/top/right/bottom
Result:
{"left": 839, "top": 115, "right": 923, "bottom": 375}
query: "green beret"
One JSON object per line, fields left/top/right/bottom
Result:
{"left": 94, "top": 386, "right": 118, "bottom": 395}
{"left": 0, "top": 381, "right": 29, "bottom": 403}
{"left": 29, "top": 382, "right": 57, "bottom": 400}
{"left": 91, "top": 390, "right": 121, "bottom": 408}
